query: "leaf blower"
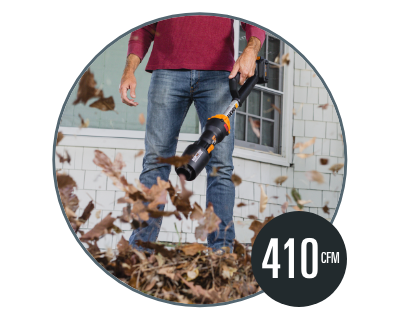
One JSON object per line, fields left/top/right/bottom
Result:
{"left": 176, "top": 57, "right": 270, "bottom": 181}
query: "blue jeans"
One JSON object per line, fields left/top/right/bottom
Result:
{"left": 129, "top": 70, "right": 235, "bottom": 250}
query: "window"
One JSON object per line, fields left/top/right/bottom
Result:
{"left": 235, "top": 25, "right": 284, "bottom": 154}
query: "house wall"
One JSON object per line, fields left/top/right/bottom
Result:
{"left": 56, "top": 52, "right": 345, "bottom": 250}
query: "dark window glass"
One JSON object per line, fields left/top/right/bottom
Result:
{"left": 235, "top": 113, "right": 246, "bottom": 141}
{"left": 267, "top": 66, "right": 280, "bottom": 91}
{"left": 262, "top": 120, "right": 274, "bottom": 147}
{"left": 248, "top": 91, "right": 261, "bottom": 116}
{"left": 262, "top": 92, "right": 275, "bottom": 119}
{"left": 267, "top": 36, "right": 281, "bottom": 62}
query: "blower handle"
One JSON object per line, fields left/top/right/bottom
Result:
{"left": 229, "top": 58, "right": 269, "bottom": 107}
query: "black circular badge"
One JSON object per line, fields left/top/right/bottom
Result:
{"left": 252, "top": 211, "right": 347, "bottom": 307}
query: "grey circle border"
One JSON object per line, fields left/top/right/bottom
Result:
{"left": 52, "top": 12, "right": 347, "bottom": 307}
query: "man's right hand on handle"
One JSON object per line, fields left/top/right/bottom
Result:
{"left": 119, "top": 54, "right": 141, "bottom": 106}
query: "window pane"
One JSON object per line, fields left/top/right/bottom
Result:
{"left": 235, "top": 113, "right": 246, "bottom": 141}
{"left": 262, "top": 92, "right": 275, "bottom": 119}
{"left": 262, "top": 120, "right": 274, "bottom": 147}
{"left": 248, "top": 91, "right": 261, "bottom": 116}
{"left": 267, "top": 36, "right": 281, "bottom": 62}
{"left": 239, "top": 26, "right": 246, "bottom": 53}
{"left": 267, "top": 66, "right": 280, "bottom": 91}
{"left": 247, "top": 117, "right": 260, "bottom": 144}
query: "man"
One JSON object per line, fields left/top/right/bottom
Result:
{"left": 119, "top": 16, "right": 265, "bottom": 250}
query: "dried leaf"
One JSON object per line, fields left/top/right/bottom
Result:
{"left": 291, "top": 188, "right": 303, "bottom": 209}
{"left": 293, "top": 205, "right": 303, "bottom": 211}
{"left": 73, "top": 69, "right": 103, "bottom": 105}
{"left": 78, "top": 114, "right": 89, "bottom": 128}
{"left": 249, "top": 216, "right": 274, "bottom": 245}
{"left": 231, "top": 174, "right": 242, "bottom": 187}
{"left": 80, "top": 201, "right": 94, "bottom": 222}
{"left": 320, "top": 158, "right": 329, "bottom": 165}
{"left": 210, "top": 167, "right": 220, "bottom": 177}
{"left": 95, "top": 210, "right": 101, "bottom": 219}
{"left": 157, "top": 155, "right": 192, "bottom": 168}
{"left": 57, "top": 132, "right": 64, "bottom": 145}
{"left": 271, "top": 103, "right": 281, "bottom": 114}
{"left": 323, "top": 204, "right": 330, "bottom": 214}
{"left": 281, "top": 202, "right": 288, "bottom": 213}
{"left": 180, "top": 243, "right": 207, "bottom": 256}
{"left": 296, "top": 153, "right": 313, "bottom": 159}
{"left": 248, "top": 117, "right": 260, "bottom": 138}
{"left": 281, "top": 53, "right": 290, "bottom": 66}
{"left": 318, "top": 103, "right": 329, "bottom": 110}
{"left": 135, "top": 150, "right": 144, "bottom": 158}
{"left": 56, "top": 150, "right": 71, "bottom": 164}
{"left": 274, "top": 176, "right": 287, "bottom": 185}
{"left": 194, "top": 203, "right": 221, "bottom": 241}
{"left": 80, "top": 213, "right": 116, "bottom": 240}
{"left": 329, "top": 163, "right": 344, "bottom": 174}
{"left": 297, "top": 200, "right": 312, "bottom": 206}
{"left": 90, "top": 96, "right": 115, "bottom": 111}
{"left": 139, "top": 113, "right": 146, "bottom": 125}
{"left": 179, "top": 174, "right": 193, "bottom": 201}
{"left": 259, "top": 185, "right": 268, "bottom": 213}
{"left": 293, "top": 137, "right": 316, "bottom": 153}
{"left": 305, "top": 170, "right": 324, "bottom": 184}
{"left": 237, "top": 202, "right": 247, "bottom": 207}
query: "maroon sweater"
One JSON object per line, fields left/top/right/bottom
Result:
{"left": 127, "top": 16, "right": 265, "bottom": 72}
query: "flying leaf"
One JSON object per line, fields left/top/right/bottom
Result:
{"left": 291, "top": 188, "right": 303, "bottom": 209}
{"left": 90, "top": 96, "right": 115, "bottom": 111}
{"left": 297, "top": 200, "right": 312, "bottom": 206}
{"left": 329, "top": 163, "right": 344, "bottom": 174}
{"left": 248, "top": 117, "right": 260, "bottom": 138}
{"left": 305, "top": 170, "right": 324, "bottom": 184}
{"left": 323, "top": 203, "right": 330, "bottom": 214}
{"left": 271, "top": 103, "right": 281, "bottom": 114}
{"left": 296, "top": 153, "right": 313, "bottom": 159}
{"left": 281, "top": 201, "right": 288, "bottom": 213}
{"left": 157, "top": 155, "right": 192, "bottom": 168}
{"left": 73, "top": 69, "right": 103, "bottom": 105}
{"left": 57, "top": 132, "right": 64, "bottom": 145}
{"left": 281, "top": 53, "right": 290, "bottom": 66}
{"left": 249, "top": 216, "right": 274, "bottom": 245}
{"left": 80, "top": 213, "right": 116, "bottom": 240}
{"left": 135, "top": 150, "right": 144, "bottom": 158}
{"left": 274, "top": 176, "right": 287, "bottom": 185}
{"left": 293, "top": 137, "right": 316, "bottom": 152}
{"left": 56, "top": 150, "right": 71, "bottom": 164}
{"left": 95, "top": 210, "right": 101, "bottom": 219}
{"left": 231, "top": 174, "right": 242, "bottom": 187}
{"left": 318, "top": 103, "right": 329, "bottom": 110}
{"left": 139, "top": 113, "right": 146, "bottom": 125}
{"left": 194, "top": 203, "right": 221, "bottom": 241}
{"left": 78, "top": 114, "right": 89, "bottom": 128}
{"left": 320, "top": 158, "right": 329, "bottom": 165}
{"left": 259, "top": 185, "right": 268, "bottom": 213}
{"left": 237, "top": 202, "right": 247, "bottom": 207}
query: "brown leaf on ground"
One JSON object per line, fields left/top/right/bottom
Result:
{"left": 271, "top": 103, "right": 281, "bottom": 114}
{"left": 135, "top": 241, "right": 176, "bottom": 259}
{"left": 57, "top": 132, "right": 64, "bottom": 145}
{"left": 250, "top": 216, "right": 274, "bottom": 245}
{"left": 320, "top": 158, "right": 329, "bottom": 165}
{"left": 80, "top": 213, "right": 116, "bottom": 240}
{"left": 293, "top": 137, "right": 316, "bottom": 152}
{"left": 305, "top": 170, "right": 324, "bottom": 184}
{"left": 259, "top": 185, "right": 268, "bottom": 213}
{"left": 90, "top": 96, "right": 115, "bottom": 111}
{"left": 135, "top": 150, "right": 144, "bottom": 158}
{"left": 274, "top": 176, "right": 287, "bottom": 185}
{"left": 249, "top": 117, "right": 260, "bottom": 138}
{"left": 318, "top": 103, "right": 329, "bottom": 110}
{"left": 180, "top": 243, "right": 208, "bottom": 256}
{"left": 231, "top": 174, "right": 242, "bottom": 187}
{"left": 139, "top": 113, "right": 146, "bottom": 125}
{"left": 73, "top": 69, "right": 103, "bottom": 105}
{"left": 157, "top": 155, "right": 192, "bottom": 168}
{"left": 329, "top": 163, "right": 344, "bottom": 174}
{"left": 194, "top": 203, "right": 221, "bottom": 241}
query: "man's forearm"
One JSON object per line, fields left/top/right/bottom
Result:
{"left": 124, "top": 54, "right": 141, "bottom": 74}
{"left": 244, "top": 36, "right": 261, "bottom": 56}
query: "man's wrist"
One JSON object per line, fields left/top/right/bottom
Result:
{"left": 124, "top": 53, "right": 141, "bottom": 74}
{"left": 244, "top": 36, "right": 261, "bottom": 56}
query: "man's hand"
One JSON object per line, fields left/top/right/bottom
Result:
{"left": 119, "top": 54, "right": 141, "bottom": 106}
{"left": 229, "top": 36, "right": 261, "bottom": 85}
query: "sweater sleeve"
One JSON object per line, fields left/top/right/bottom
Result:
{"left": 240, "top": 22, "right": 265, "bottom": 47}
{"left": 127, "top": 23, "right": 158, "bottom": 61}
